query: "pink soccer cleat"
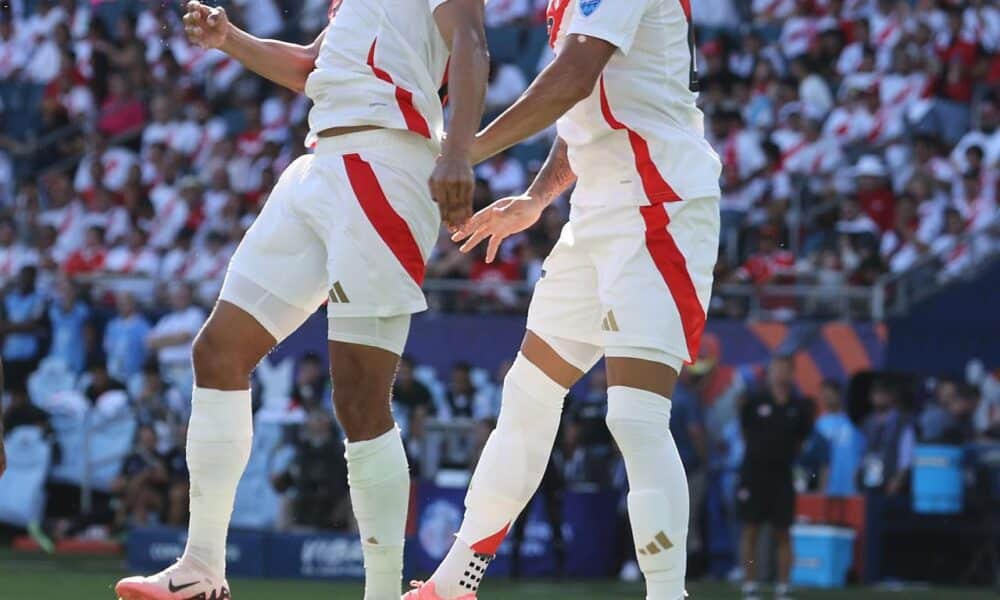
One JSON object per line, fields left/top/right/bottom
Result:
{"left": 115, "top": 559, "right": 231, "bottom": 600}
{"left": 402, "top": 580, "right": 476, "bottom": 600}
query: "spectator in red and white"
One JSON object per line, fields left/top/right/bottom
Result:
{"left": 879, "top": 196, "right": 927, "bottom": 274}
{"left": 853, "top": 154, "right": 896, "bottom": 231}
{"left": 185, "top": 230, "right": 233, "bottom": 304}
{"left": 954, "top": 168, "right": 997, "bottom": 234}
{"left": 73, "top": 134, "right": 138, "bottom": 194}
{"left": 753, "top": 0, "right": 796, "bottom": 24}
{"left": 0, "top": 217, "right": 39, "bottom": 287}
{"left": 735, "top": 225, "right": 795, "bottom": 286}
{"left": 952, "top": 95, "right": 1000, "bottom": 172}
{"left": 82, "top": 186, "right": 131, "bottom": 245}
{"left": 39, "top": 172, "right": 86, "bottom": 256}
{"left": 160, "top": 228, "right": 196, "bottom": 283}
{"left": 96, "top": 70, "right": 146, "bottom": 137}
{"left": 146, "top": 170, "right": 188, "bottom": 250}
{"left": 0, "top": 19, "right": 26, "bottom": 81}
{"left": 931, "top": 207, "right": 973, "bottom": 280}
{"left": 835, "top": 195, "right": 880, "bottom": 239}
{"left": 62, "top": 224, "right": 107, "bottom": 276}
{"left": 104, "top": 229, "right": 160, "bottom": 278}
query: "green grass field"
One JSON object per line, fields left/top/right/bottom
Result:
{"left": 0, "top": 551, "right": 995, "bottom": 600}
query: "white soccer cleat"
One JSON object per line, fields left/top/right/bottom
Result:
{"left": 115, "top": 560, "right": 231, "bottom": 600}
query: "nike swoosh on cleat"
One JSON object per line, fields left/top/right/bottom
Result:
{"left": 168, "top": 579, "right": 199, "bottom": 593}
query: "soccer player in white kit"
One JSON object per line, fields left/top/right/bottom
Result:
{"left": 115, "top": 1, "right": 488, "bottom": 599}
{"left": 407, "top": 1, "right": 722, "bottom": 599}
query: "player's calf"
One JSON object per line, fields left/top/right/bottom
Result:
{"left": 330, "top": 339, "right": 411, "bottom": 600}
{"left": 606, "top": 383, "right": 689, "bottom": 600}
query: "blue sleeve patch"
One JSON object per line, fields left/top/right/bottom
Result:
{"left": 580, "top": 0, "right": 602, "bottom": 17}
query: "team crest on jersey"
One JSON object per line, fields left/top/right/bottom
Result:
{"left": 579, "top": 0, "right": 602, "bottom": 17}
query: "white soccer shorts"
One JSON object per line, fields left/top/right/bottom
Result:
{"left": 526, "top": 194, "right": 720, "bottom": 366}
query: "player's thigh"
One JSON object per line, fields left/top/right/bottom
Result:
{"left": 525, "top": 223, "right": 605, "bottom": 384}
{"left": 222, "top": 155, "right": 331, "bottom": 343}
{"left": 597, "top": 197, "right": 720, "bottom": 369}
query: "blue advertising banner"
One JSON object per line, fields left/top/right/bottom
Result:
{"left": 268, "top": 531, "right": 366, "bottom": 580}
{"left": 127, "top": 527, "right": 267, "bottom": 578}
{"left": 410, "top": 482, "right": 619, "bottom": 579}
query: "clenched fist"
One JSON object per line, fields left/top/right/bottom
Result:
{"left": 183, "top": 1, "right": 230, "bottom": 49}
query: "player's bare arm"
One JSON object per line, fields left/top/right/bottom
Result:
{"left": 452, "top": 137, "right": 574, "bottom": 262}
{"left": 469, "top": 35, "right": 617, "bottom": 164}
{"left": 183, "top": 1, "right": 325, "bottom": 94}
{"left": 430, "top": 0, "right": 490, "bottom": 230}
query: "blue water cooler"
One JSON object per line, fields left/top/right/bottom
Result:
{"left": 791, "top": 525, "right": 856, "bottom": 588}
{"left": 912, "top": 445, "right": 964, "bottom": 514}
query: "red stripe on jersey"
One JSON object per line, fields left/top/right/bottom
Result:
{"left": 343, "top": 154, "right": 426, "bottom": 285}
{"left": 598, "top": 76, "right": 704, "bottom": 363}
{"left": 547, "top": 0, "right": 571, "bottom": 48}
{"left": 598, "top": 77, "right": 681, "bottom": 203}
{"left": 366, "top": 39, "right": 432, "bottom": 139}
{"left": 640, "top": 204, "right": 706, "bottom": 364}
{"left": 678, "top": 0, "right": 692, "bottom": 19}
{"left": 470, "top": 523, "right": 511, "bottom": 555}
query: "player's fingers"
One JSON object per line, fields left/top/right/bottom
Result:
{"left": 486, "top": 233, "right": 504, "bottom": 264}
{"left": 459, "top": 228, "right": 491, "bottom": 254}
{"left": 453, "top": 207, "right": 491, "bottom": 240}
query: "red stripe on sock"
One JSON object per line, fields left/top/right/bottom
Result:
{"left": 470, "top": 523, "right": 510, "bottom": 555}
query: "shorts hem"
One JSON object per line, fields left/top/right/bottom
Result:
{"left": 326, "top": 302, "right": 428, "bottom": 319}
{"left": 217, "top": 288, "right": 288, "bottom": 342}
{"left": 599, "top": 333, "right": 692, "bottom": 365}
{"left": 327, "top": 331, "right": 406, "bottom": 356}
{"left": 228, "top": 265, "right": 317, "bottom": 314}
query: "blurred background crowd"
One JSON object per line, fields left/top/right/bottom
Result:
{"left": 0, "top": 0, "right": 998, "bottom": 589}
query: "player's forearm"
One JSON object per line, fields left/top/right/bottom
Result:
{"left": 442, "top": 23, "right": 489, "bottom": 158}
{"left": 525, "top": 137, "right": 575, "bottom": 206}
{"left": 472, "top": 62, "right": 593, "bottom": 163}
{"left": 219, "top": 26, "right": 322, "bottom": 93}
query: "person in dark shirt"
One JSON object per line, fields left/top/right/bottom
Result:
{"left": 738, "top": 355, "right": 814, "bottom": 600}
{"left": 112, "top": 425, "right": 168, "bottom": 529}
{"left": 272, "top": 410, "right": 350, "bottom": 530}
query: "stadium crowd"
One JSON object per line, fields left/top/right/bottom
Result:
{"left": 0, "top": 0, "right": 999, "bottom": 587}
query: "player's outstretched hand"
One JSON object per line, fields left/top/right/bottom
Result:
{"left": 183, "top": 1, "right": 230, "bottom": 50}
{"left": 451, "top": 195, "right": 544, "bottom": 263}
{"left": 430, "top": 154, "right": 475, "bottom": 231}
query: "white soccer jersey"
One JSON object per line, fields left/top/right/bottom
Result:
{"left": 304, "top": 0, "right": 457, "bottom": 148}
{"left": 547, "top": 0, "right": 721, "bottom": 205}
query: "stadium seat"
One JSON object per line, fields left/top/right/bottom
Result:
{"left": 28, "top": 357, "right": 78, "bottom": 409}
{"left": 48, "top": 390, "right": 136, "bottom": 492}
{"left": 0, "top": 426, "right": 52, "bottom": 527}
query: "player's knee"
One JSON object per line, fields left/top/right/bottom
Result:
{"left": 192, "top": 326, "right": 254, "bottom": 385}
{"left": 605, "top": 386, "right": 671, "bottom": 458}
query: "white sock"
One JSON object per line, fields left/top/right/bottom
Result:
{"left": 430, "top": 355, "right": 567, "bottom": 599}
{"left": 606, "top": 386, "right": 689, "bottom": 600}
{"left": 346, "top": 427, "right": 410, "bottom": 600}
{"left": 181, "top": 387, "right": 253, "bottom": 578}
